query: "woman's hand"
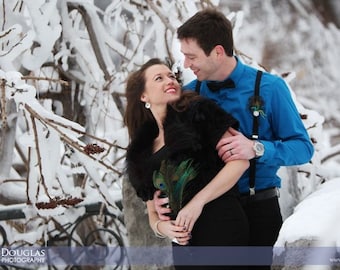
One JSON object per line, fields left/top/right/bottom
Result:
{"left": 147, "top": 200, "right": 190, "bottom": 245}
{"left": 157, "top": 220, "right": 191, "bottom": 245}
{"left": 174, "top": 198, "right": 204, "bottom": 233}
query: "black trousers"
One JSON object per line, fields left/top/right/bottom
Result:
{"left": 241, "top": 196, "right": 283, "bottom": 270}
{"left": 173, "top": 194, "right": 249, "bottom": 270}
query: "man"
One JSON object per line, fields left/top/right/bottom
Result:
{"left": 154, "top": 8, "right": 314, "bottom": 269}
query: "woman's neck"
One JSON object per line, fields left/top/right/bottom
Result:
{"left": 153, "top": 127, "right": 164, "bottom": 152}
{"left": 150, "top": 105, "right": 166, "bottom": 129}
{"left": 150, "top": 106, "right": 166, "bottom": 153}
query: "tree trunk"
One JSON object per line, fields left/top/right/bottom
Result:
{"left": 122, "top": 175, "right": 174, "bottom": 270}
{"left": 0, "top": 99, "right": 21, "bottom": 204}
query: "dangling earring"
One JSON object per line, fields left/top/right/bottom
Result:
{"left": 145, "top": 102, "right": 151, "bottom": 109}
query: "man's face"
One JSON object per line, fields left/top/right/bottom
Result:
{"left": 180, "top": 38, "right": 218, "bottom": 81}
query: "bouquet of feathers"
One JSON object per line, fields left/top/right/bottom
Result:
{"left": 153, "top": 158, "right": 198, "bottom": 218}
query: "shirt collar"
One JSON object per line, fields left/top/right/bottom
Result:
{"left": 227, "top": 56, "right": 245, "bottom": 87}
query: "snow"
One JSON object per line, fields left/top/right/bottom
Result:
{"left": 276, "top": 177, "right": 340, "bottom": 247}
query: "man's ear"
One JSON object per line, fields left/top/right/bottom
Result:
{"left": 214, "top": 45, "right": 225, "bottom": 57}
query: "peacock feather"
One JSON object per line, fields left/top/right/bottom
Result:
{"left": 153, "top": 158, "right": 198, "bottom": 217}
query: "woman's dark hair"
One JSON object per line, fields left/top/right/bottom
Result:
{"left": 124, "top": 58, "right": 166, "bottom": 140}
{"left": 177, "top": 8, "right": 234, "bottom": 56}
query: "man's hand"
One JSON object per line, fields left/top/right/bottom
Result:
{"left": 153, "top": 190, "right": 172, "bottom": 221}
{"left": 216, "top": 127, "right": 255, "bottom": 162}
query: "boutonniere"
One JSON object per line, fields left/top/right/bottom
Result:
{"left": 248, "top": 95, "right": 266, "bottom": 118}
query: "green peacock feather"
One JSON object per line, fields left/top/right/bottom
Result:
{"left": 153, "top": 158, "right": 198, "bottom": 217}
{"left": 153, "top": 160, "right": 169, "bottom": 192}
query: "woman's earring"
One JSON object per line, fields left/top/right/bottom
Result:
{"left": 145, "top": 102, "right": 151, "bottom": 109}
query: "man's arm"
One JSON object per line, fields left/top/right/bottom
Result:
{"left": 216, "top": 77, "right": 314, "bottom": 166}
{"left": 153, "top": 190, "right": 172, "bottom": 221}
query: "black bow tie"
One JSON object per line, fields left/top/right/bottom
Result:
{"left": 207, "top": 78, "right": 235, "bottom": 92}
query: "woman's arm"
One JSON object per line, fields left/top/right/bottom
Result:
{"left": 146, "top": 200, "right": 191, "bottom": 245}
{"left": 174, "top": 129, "right": 249, "bottom": 232}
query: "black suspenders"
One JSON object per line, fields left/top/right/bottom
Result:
{"left": 195, "top": 71, "right": 263, "bottom": 195}
{"left": 249, "top": 70, "right": 263, "bottom": 195}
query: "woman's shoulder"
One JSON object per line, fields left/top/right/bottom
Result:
{"left": 126, "top": 120, "right": 158, "bottom": 161}
{"left": 173, "top": 91, "right": 219, "bottom": 112}
{"left": 187, "top": 96, "right": 239, "bottom": 132}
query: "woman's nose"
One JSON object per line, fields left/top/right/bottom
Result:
{"left": 166, "top": 77, "right": 175, "bottom": 84}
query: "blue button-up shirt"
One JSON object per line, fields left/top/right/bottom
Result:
{"left": 183, "top": 57, "right": 314, "bottom": 193}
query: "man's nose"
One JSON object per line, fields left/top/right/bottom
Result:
{"left": 183, "top": 58, "right": 191, "bottom": 69}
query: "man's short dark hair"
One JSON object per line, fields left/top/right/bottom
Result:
{"left": 177, "top": 8, "right": 234, "bottom": 56}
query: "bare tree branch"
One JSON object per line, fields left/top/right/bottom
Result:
{"left": 67, "top": 2, "right": 111, "bottom": 82}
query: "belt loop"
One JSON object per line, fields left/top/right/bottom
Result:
{"left": 249, "top": 187, "right": 255, "bottom": 196}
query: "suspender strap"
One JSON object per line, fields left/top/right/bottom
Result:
{"left": 251, "top": 71, "right": 262, "bottom": 138}
{"left": 195, "top": 72, "right": 263, "bottom": 195}
{"left": 249, "top": 70, "right": 263, "bottom": 195}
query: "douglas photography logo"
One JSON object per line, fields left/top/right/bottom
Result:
{"left": 1, "top": 247, "right": 46, "bottom": 265}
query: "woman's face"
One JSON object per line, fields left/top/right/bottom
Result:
{"left": 141, "top": 64, "right": 181, "bottom": 108}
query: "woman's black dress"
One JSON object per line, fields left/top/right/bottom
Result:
{"left": 126, "top": 98, "right": 249, "bottom": 269}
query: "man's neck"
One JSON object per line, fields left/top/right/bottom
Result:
{"left": 213, "top": 56, "right": 237, "bottom": 81}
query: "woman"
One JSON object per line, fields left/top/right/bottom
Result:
{"left": 125, "top": 58, "right": 249, "bottom": 269}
